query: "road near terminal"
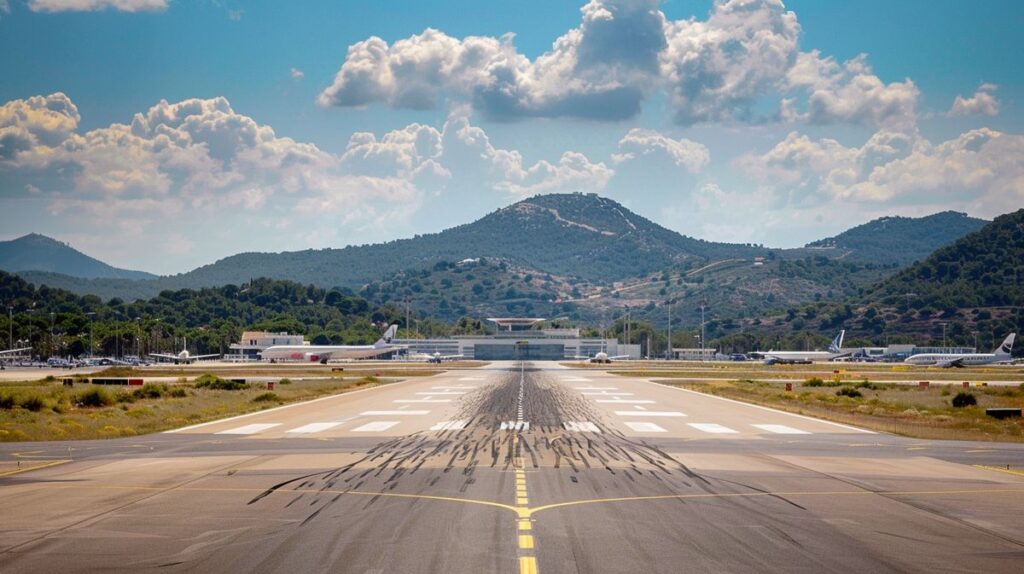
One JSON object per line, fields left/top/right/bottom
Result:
{"left": 2, "top": 362, "right": 1024, "bottom": 573}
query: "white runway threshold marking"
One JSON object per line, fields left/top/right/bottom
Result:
{"left": 359, "top": 410, "right": 430, "bottom": 416}
{"left": 688, "top": 423, "right": 738, "bottom": 434}
{"left": 286, "top": 422, "right": 342, "bottom": 434}
{"left": 563, "top": 421, "right": 601, "bottom": 433}
{"left": 459, "top": 377, "right": 484, "bottom": 381}
{"left": 595, "top": 399, "right": 655, "bottom": 404}
{"left": 500, "top": 421, "right": 530, "bottom": 431}
{"left": 623, "top": 422, "right": 667, "bottom": 433}
{"left": 430, "top": 420, "right": 469, "bottom": 431}
{"left": 614, "top": 411, "right": 686, "bottom": 417}
{"left": 217, "top": 423, "right": 281, "bottom": 435}
{"left": 580, "top": 391, "right": 633, "bottom": 396}
{"left": 752, "top": 424, "right": 810, "bottom": 435}
{"left": 352, "top": 421, "right": 399, "bottom": 432}
{"left": 574, "top": 386, "right": 618, "bottom": 391}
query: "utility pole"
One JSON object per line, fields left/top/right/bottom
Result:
{"left": 7, "top": 304, "right": 12, "bottom": 351}
{"left": 941, "top": 322, "right": 948, "bottom": 350}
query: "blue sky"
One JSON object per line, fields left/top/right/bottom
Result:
{"left": 1, "top": 0, "right": 1022, "bottom": 274}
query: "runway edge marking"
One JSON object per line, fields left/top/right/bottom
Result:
{"left": 641, "top": 380, "right": 876, "bottom": 434}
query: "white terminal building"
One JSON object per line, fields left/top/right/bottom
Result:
{"left": 227, "top": 331, "right": 306, "bottom": 361}
{"left": 227, "top": 319, "right": 640, "bottom": 362}
{"left": 393, "top": 318, "right": 640, "bottom": 361}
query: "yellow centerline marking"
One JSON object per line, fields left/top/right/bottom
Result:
{"left": 518, "top": 520, "right": 532, "bottom": 531}
{"left": 0, "top": 459, "right": 70, "bottom": 477}
{"left": 518, "top": 534, "right": 535, "bottom": 549}
{"left": 973, "top": 465, "right": 1024, "bottom": 477}
{"left": 519, "top": 557, "right": 538, "bottom": 574}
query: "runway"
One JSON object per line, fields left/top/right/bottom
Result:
{"left": 2, "top": 362, "right": 1024, "bottom": 573}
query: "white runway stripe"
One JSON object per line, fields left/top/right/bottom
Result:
{"left": 359, "top": 410, "right": 429, "bottom": 416}
{"left": 500, "top": 421, "right": 530, "bottom": 431}
{"left": 752, "top": 424, "right": 810, "bottom": 434}
{"left": 430, "top": 420, "right": 469, "bottom": 431}
{"left": 352, "top": 421, "right": 399, "bottom": 432}
{"left": 595, "top": 399, "right": 655, "bottom": 404}
{"left": 459, "top": 377, "right": 483, "bottom": 381}
{"left": 614, "top": 411, "right": 686, "bottom": 417}
{"left": 286, "top": 422, "right": 342, "bottom": 434}
{"left": 394, "top": 399, "right": 452, "bottom": 403}
{"left": 580, "top": 391, "right": 633, "bottom": 396}
{"left": 623, "top": 422, "right": 667, "bottom": 433}
{"left": 216, "top": 423, "right": 281, "bottom": 435}
{"left": 688, "top": 423, "right": 738, "bottom": 434}
{"left": 415, "top": 391, "right": 465, "bottom": 395}
{"left": 563, "top": 421, "right": 601, "bottom": 433}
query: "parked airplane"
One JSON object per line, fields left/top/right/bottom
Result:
{"left": 904, "top": 333, "right": 1015, "bottom": 368}
{"left": 0, "top": 347, "right": 32, "bottom": 368}
{"left": 752, "top": 331, "right": 848, "bottom": 364}
{"left": 262, "top": 325, "right": 402, "bottom": 363}
{"left": 149, "top": 338, "right": 220, "bottom": 365}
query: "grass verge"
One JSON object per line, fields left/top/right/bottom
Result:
{"left": 652, "top": 378, "right": 1024, "bottom": 442}
{"left": 0, "top": 374, "right": 393, "bottom": 441}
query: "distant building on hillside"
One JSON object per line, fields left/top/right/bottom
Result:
{"left": 227, "top": 331, "right": 307, "bottom": 362}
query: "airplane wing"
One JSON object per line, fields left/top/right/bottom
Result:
{"left": 191, "top": 354, "right": 220, "bottom": 360}
{"left": 0, "top": 347, "right": 31, "bottom": 356}
{"left": 607, "top": 355, "right": 630, "bottom": 360}
{"left": 149, "top": 353, "right": 178, "bottom": 360}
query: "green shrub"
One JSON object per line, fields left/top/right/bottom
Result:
{"left": 115, "top": 391, "right": 135, "bottom": 403}
{"left": 951, "top": 392, "right": 977, "bottom": 408}
{"left": 168, "top": 387, "right": 188, "bottom": 398}
{"left": 252, "top": 392, "right": 280, "bottom": 403}
{"left": 278, "top": 378, "right": 293, "bottom": 385}
{"left": 133, "top": 383, "right": 165, "bottom": 399}
{"left": 77, "top": 387, "right": 115, "bottom": 407}
{"left": 20, "top": 395, "right": 47, "bottom": 412}
{"left": 805, "top": 377, "right": 825, "bottom": 387}
{"left": 836, "top": 387, "right": 862, "bottom": 398}
{"left": 0, "top": 392, "right": 16, "bottom": 410}
{"left": 940, "top": 387, "right": 951, "bottom": 396}
{"left": 194, "top": 374, "right": 249, "bottom": 390}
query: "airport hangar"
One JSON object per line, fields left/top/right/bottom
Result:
{"left": 229, "top": 318, "right": 641, "bottom": 361}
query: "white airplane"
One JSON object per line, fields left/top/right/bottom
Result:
{"left": 575, "top": 351, "right": 630, "bottom": 364}
{"left": 149, "top": 338, "right": 220, "bottom": 365}
{"left": 905, "top": 333, "right": 1015, "bottom": 368}
{"left": 754, "top": 331, "right": 848, "bottom": 364}
{"left": 412, "top": 352, "right": 464, "bottom": 364}
{"left": 0, "top": 347, "right": 31, "bottom": 358}
{"left": 262, "top": 325, "right": 402, "bottom": 364}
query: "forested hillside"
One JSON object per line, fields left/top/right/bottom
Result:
{"left": 805, "top": 211, "right": 987, "bottom": 265}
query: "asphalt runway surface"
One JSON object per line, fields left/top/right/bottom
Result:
{"left": 2, "top": 362, "right": 1024, "bottom": 573}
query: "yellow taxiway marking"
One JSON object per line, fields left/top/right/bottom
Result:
{"left": 973, "top": 465, "right": 1024, "bottom": 478}
{"left": 517, "top": 497, "right": 530, "bottom": 505}
{"left": 518, "top": 520, "right": 532, "bottom": 531}
{"left": 520, "top": 556, "right": 538, "bottom": 574}
{"left": 0, "top": 459, "right": 70, "bottom": 477}
{"left": 519, "top": 534, "right": 535, "bottom": 549}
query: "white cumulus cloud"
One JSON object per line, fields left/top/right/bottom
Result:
{"left": 948, "top": 83, "right": 999, "bottom": 117}
{"left": 615, "top": 128, "right": 709, "bottom": 173}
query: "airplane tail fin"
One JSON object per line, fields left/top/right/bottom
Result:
{"left": 994, "top": 333, "right": 1015, "bottom": 356}
{"left": 375, "top": 324, "right": 399, "bottom": 347}
{"left": 828, "top": 330, "right": 845, "bottom": 354}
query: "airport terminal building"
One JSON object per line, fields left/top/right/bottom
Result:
{"left": 393, "top": 318, "right": 640, "bottom": 361}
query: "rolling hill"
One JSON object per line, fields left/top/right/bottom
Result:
{"left": 0, "top": 234, "right": 156, "bottom": 280}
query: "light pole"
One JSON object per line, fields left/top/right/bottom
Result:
{"left": 941, "top": 322, "right": 948, "bottom": 350}
{"left": 50, "top": 311, "right": 55, "bottom": 358}
{"left": 86, "top": 312, "right": 96, "bottom": 358}
{"left": 7, "top": 303, "right": 12, "bottom": 351}
{"left": 666, "top": 299, "right": 672, "bottom": 360}
{"left": 700, "top": 302, "right": 706, "bottom": 361}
